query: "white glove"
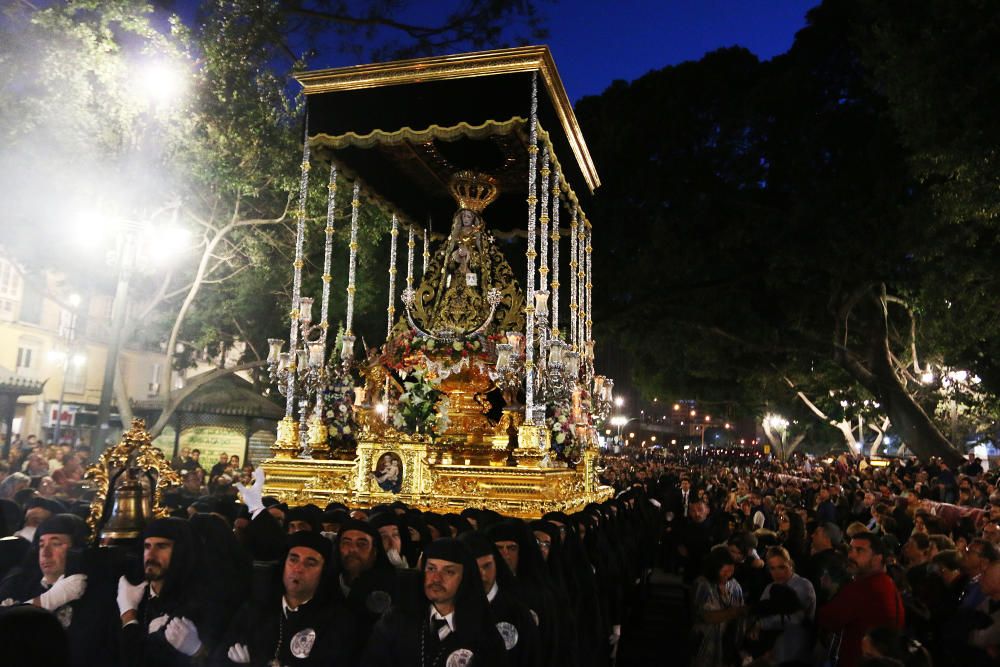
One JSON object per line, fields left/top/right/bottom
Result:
{"left": 38, "top": 574, "right": 87, "bottom": 611}
{"left": 609, "top": 624, "right": 622, "bottom": 659}
{"left": 227, "top": 643, "right": 251, "bottom": 664}
{"left": 235, "top": 467, "right": 265, "bottom": 518}
{"left": 148, "top": 614, "right": 170, "bottom": 634}
{"left": 165, "top": 616, "right": 203, "bottom": 656}
{"left": 117, "top": 576, "right": 147, "bottom": 615}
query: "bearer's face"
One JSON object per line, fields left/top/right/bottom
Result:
{"left": 495, "top": 540, "right": 519, "bottom": 574}
{"left": 38, "top": 533, "right": 71, "bottom": 582}
{"left": 476, "top": 554, "right": 497, "bottom": 593}
{"left": 424, "top": 559, "right": 462, "bottom": 606}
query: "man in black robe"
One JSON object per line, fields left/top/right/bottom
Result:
{"left": 117, "top": 517, "right": 217, "bottom": 667}
{"left": 219, "top": 530, "right": 360, "bottom": 665}
{"left": 0, "top": 513, "right": 119, "bottom": 667}
{"left": 362, "top": 537, "right": 506, "bottom": 667}
{"left": 333, "top": 517, "right": 410, "bottom": 642}
{"left": 460, "top": 530, "right": 541, "bottom": 667}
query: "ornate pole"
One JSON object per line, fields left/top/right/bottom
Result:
{"left": 287, "top": 125, "right": 311, "bottom": 417}
{"left": 422, "top": 227, "right": 430, "bottom": 277}
{"left": 343, "top": 182, "right": 360, "bottom": 362}
{"left": 550, "top": 169, "right": 561, "bottom": 338}
{"left": 569, "top": 205, "right": 579, "bottom": 351}
{"left": 585, "top": 222, "right": 594, "bottom": 380}
{"left": 320, "top": 165, "right": 337, "bottom": 348}
{"left": 524, "top": 72, "right": 539, "bottom": 425}
{"left": 576, "top": 211, "right": 587, "bottom": 358}
{"left": 406, "top": 225, "right": 416, "bottom": 292}
{"left": 386, "top": 213, "right": 398, "bottom": 338}
{"left": 537, "top": 145, "right": 550, "bottom": 364}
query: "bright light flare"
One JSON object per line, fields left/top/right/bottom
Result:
{"left": 136, "top": 58, "right": 188, "bottom": 106}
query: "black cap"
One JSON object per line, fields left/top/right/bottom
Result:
{"left": 36, "top": 514, "right": 89, "bottom": 547}
{"left": 486, "top": 521, "right": 520, "bottom": 543}
{"left": 287, "top": 530, "right": 332, "bottom": 562}
{"left": 458, "top": 531, "right": 495, "bottom": 559}
{"left": 142, "top": 517, "right": 191, "bottom": 542}
{"left": 423, "top": 537, "right": 470, "bottom": 564}
{"left": 338, "top": 518, "right": 379, "bottom": 541}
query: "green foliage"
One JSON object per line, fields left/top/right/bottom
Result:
{"left": 577, "top": 1, "right": 999, "bottom": 458}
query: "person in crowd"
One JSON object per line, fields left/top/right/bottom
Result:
{"left": 0, "top": 513, "right": 119, "bottom": 666}
{"left": 803, "top": 521, "right": 847, "bottom": 606}
{"left": 818, "top": 532, "right": 905, "bottom": 667}
{"left": 749, "top": 545, "right": 816, "bottom": 666}
{"left": 460, "top": 530, "right": 542, "bottom": 667}
{"left": 219, "top": 530, "right": 361, "bottom": 665}
{"left": 691, "top": 544, "right": 748, "bottom": 666}
{"left": 117, "top": 517, "right": 218, "bottom": 666}
{"left": 362, "top": 537, "right": 506, "bottom": 667}
{"left": 333, "top": 517, "right": 406, "bottom": 641}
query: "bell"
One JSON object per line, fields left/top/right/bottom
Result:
{"left": 100, "top": 467, "right": 147, "bottom": 542}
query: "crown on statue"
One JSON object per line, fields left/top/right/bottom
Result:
{"left": 449, "top": 171, "right": 499, "bottom": 213}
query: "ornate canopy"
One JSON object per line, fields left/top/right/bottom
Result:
{"left": 296, "top": 46, "right": 600, "bottom": 231}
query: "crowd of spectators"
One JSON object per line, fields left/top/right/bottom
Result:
{"left": 0, "top": 434, "right": 658, "bottom": 666}
{"left": 598, "top": 448, "right": 1000, "bottom": 666}
{"left": 1, "top": 427, "right": 998, "bottom": 666}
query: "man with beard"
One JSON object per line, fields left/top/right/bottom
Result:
{"left": 220, "top": 530, "right": 360, "bottom": 665}
{"left": 817, "top": 532, "right": 904, "bottom": 667}
{"left": 362, "top": 537, "right": 506, "bottom": 667}
{"left": 460, "top": 530, "right": 541, "bottom": 667}
{"left": 369, "top": 511, "right": 410, "bottom": 569}
{"left": 0, "top": 513, "right": 119, "bottom": 666}
{"left": 334, "top": 518, "right": 406, "bottom": 642}
{"left": 117, "top": 517, "right": 216, "bottom": 667}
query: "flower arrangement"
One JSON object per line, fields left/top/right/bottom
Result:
{"left": 323, "top": 366, "right": 357, "bottom": 450}
{"left": 392, "top": 367, "right": 448, "bottom": 436}
{"left": 548, "top": 401, "right": 581, "bottom": 464}
{"left": 381, "top": 329, "right": 502, "bottom": 371}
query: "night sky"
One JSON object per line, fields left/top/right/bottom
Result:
{"left": 540, "top": 0, "right": 819, "bottom": 102}
{"left": 164, "top": 1, "right": 820, "bottom": 104}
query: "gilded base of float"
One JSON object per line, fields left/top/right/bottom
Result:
{"left": 262, "top": 424, "right": 612, "bottom": 518}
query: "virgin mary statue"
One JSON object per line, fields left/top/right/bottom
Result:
{"left": 402, "top": 171, "right": 524, "bottom": 339}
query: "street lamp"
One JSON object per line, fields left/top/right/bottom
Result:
{"left": 49, "top": 294, "right": 85, "bottom": 445}
{"left": 764, "top": 414, "right": 789, "bottom": 460}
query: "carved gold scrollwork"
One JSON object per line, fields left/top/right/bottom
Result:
{"left": 83, "top": 418, "right": 182, "bottom": 544}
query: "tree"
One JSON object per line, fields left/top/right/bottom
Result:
{"left": 577, "top": 0, "right": 999, "bottom": 463}
{"left": 0, "top": 0, "right": 546, "bottom": 441}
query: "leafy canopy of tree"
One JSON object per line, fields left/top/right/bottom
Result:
{"left": 577, "top": 0, "right": 1000, "bottom": 462}
{"left": 0, "top": 0, "right": 545, "bottom": 436}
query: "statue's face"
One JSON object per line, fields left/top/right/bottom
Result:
{"left": 460, "top": 209, "right": 475, "bottom": 226}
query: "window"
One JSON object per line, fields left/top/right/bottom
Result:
{"left": 15, "top": 336, "right": 42, "bottom": 378}
{"left": 0, "top": 260, "right": 19, "bottom": 299}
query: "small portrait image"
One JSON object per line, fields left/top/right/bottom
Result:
{"left": 372, "top": 451, "right": 403, "bottom": 493}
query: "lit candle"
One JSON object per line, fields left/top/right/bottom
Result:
{"left": 298, "top": 297, "right": 314, "bottom": 325}
{"left": 295, "top": 348, "right": 308, "bottom": 371}
{"left": 307, "top": 341, "right": 325, "bottom": 367}
{"left": 278, "top": 352, "right": 290, "bottom": 373}
{"left": 534, "top": 290, "right": 549, "bottom": 317}
{"left": 267, "top": 338, "right": 284, "bottom": 363}
{"left": 496, "top": 343, "right": 512, "bottom": 371}
{"left": 547, "top": 339, "right": 565, "bottom": 366}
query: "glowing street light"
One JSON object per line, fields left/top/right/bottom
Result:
{"left": 614, "top": 396, "right": 624, "bottom": 407}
